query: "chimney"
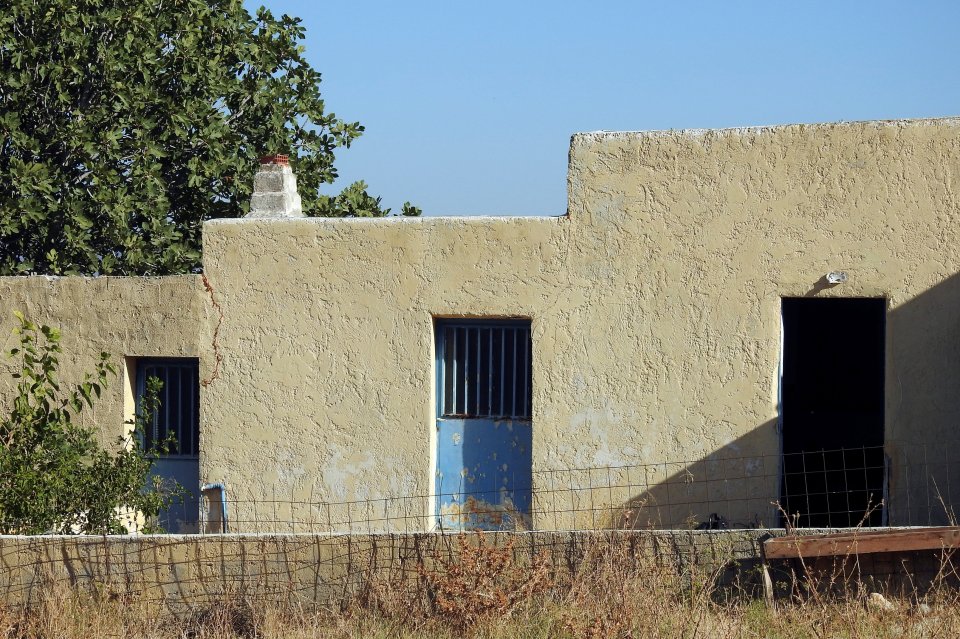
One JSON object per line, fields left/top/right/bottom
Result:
{"left": 246, "top": 154, "right": 304, "bottom": 218}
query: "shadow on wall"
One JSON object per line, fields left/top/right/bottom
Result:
{"left": 534, "top": 420, "right": 780, "bottom": 531}
{"left": 885, "top": 269, "right": 960, "bottom": 527}
{"left": 539, "top": 269, "right": 960, "bottom": 531}
{"left": 614, "top": 420, "right": 781, "bottom": 530}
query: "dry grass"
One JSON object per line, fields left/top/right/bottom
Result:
{"left": 3, "top": 534, "right": 960, "bottom": 638}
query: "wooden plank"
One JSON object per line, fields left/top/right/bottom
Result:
{"left": 764, "top": 527, "right": 960, "bottom": 559}
{"left": 761, "top": 562, "right": 775, "bottom": 609}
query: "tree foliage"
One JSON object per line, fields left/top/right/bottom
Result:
{"left": 0, "top": 0, "right": 419, "bottom": 276}
{"left": 0, "top": 313, "right": 172, "bottom": 534}
{"left": 317, "top": 180, "right": 421, "bottom": 218}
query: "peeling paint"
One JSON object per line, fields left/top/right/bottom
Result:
{"left": 439, "top": 495, "right": 532, "bottom": 531}
{"left": 437, "top": 417, "right": 532, "bottom": 530}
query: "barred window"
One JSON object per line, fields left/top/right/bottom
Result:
{"left": 136, "top": 358, "right": 200, "bottom": 456}
{"left": 437, "top": 320, "right": 532, "bottom": 420}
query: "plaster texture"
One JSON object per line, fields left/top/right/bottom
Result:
{"left": 2, "top": 118, "right": 959, "bottom": 532}
{"left": 0, "top": 276, "right": 205, "bottom": 446}
{"left": 200, "top": 117, "right": 960, "bottom": 531}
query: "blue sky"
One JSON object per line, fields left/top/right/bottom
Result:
{"left": 251, "top": 1, "right": 960, "bottom": 216}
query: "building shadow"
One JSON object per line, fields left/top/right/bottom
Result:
{"left": 884, "top": 269, "right": 960, "bottom": 527}
{"left": 532, "top": 419, "right": 781, "bottom": 531}
{"left": 537, "top": 270, "right": 960, "bottom": 531}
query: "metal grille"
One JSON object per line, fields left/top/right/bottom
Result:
{"left": 437, "top": 321, "right": 532, "bottom": 419}
{"left": 136, "top": 358, "right": 200, "bottom": 456}
{"left": 780, "top": 446, "right": 887, "bottom": 528}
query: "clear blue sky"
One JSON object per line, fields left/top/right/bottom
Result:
{"left": 250, "top": 0, "right": 960, "bottom": 216}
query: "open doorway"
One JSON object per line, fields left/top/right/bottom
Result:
{"left": 780, "top": 297, "right": 886, "bottom": 527}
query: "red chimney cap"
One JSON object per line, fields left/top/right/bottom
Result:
{"left": 259, "top": 154, "right": 289, "bottom": 165}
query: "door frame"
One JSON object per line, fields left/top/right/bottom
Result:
{"left": 433, "top": 318, "right": 533, "bottom": 530}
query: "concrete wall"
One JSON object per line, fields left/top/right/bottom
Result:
{"left": 0, "top": 276, "right": 206, "bottom": 445}
{"left": 201, "top": 118, "right": 960, "bottom": 530}
{"left": 0, "top": 530, "right": 949, "bottom": 613}
{"left": 0, "top": 530, "right": 768, "bottom": 612}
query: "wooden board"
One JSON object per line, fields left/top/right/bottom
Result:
{"left": 763, "top": 527, "right": 960, "bottom": 559}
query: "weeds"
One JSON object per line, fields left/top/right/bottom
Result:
{"left": 4, "top": 532, "right": 960, "bottom": 638}
{"left": 418, "top": 534, "right": 552, "bottom": 631}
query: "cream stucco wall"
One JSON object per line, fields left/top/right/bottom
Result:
{"left": 0, "top": 276, "right": 206, "bottom": 446}
{"left": 2, "top": 118, "right": 958, "bottom": 532}
{"left": 201, "top": 117, "right": 960, "bottom": 530}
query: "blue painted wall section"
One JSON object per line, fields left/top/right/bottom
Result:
{"left": 436, "top": 417, "right": 532, "bottom": 530}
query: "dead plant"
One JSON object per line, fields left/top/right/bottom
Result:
{"left": 415, "top": 533, "right": 552, "bottom": 633}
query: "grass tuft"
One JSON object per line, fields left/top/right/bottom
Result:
{"left": 2, "top": 533, "right": 960, "bottom": 638}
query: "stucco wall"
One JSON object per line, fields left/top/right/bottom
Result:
{"left": 568, "top": 119, "right": 960, "bottom": 527}
{"left": 2, "top": 118, "right": 956, "bottom": 532}
{"left": 201, "top": 118, "right": 960, "bottom": 530}
{"left": 0, "top": 276, "right": 206, "bottom": 445}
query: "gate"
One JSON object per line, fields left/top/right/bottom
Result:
{"left": 435, "top": 320, "right": 533, "bottom": 530}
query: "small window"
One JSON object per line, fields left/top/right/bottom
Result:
{"left": 135, "top": 358, "right": 200, "bottom": 456}
{"left": 437, "top": 320, "right": 532, "bottom": 420}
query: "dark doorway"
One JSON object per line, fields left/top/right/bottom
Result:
{"left": 780, "top": 297, "right": 886, "bottom": 527}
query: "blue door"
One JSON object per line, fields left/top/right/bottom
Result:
{"left": 136, "top": 358, "right": 201, "bottom": 533}
{"left": 435, "top": 321, "right": 532, "bottom": 530}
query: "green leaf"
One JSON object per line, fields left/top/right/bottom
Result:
{"left": 0, "top": 0, "right": 415, "bottom": 275}
{"left": 1, "top": 312, "right": 175, "bottom": 534}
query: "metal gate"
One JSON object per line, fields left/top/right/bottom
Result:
{"left": 435, "top": 320, "right": 532, "bottom": 530}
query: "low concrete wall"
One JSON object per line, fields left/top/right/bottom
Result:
{"left": 0, "top": 530, "right": 759, "bottom": 613}
{"left": 0, "top": 530, "right": 950, "bottom": 613}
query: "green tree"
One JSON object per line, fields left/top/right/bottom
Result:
{"left": 0, "top": 312, "right": 173, "bottom": 534}
{"left": 0, "top": 0, "right": 420, "bottom": 277}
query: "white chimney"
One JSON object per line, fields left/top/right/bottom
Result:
{"left": 247, "top": 154, "right": 304, "bottom": 218}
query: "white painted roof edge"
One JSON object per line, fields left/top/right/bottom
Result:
{"left": 574, "top": 115, "right": 960, "bottom": 141}
{"left": 205, "top": 214, "right": 565, "bottom": 225}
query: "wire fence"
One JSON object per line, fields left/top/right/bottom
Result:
{"left": 155, "top": 443, "right": 960, "bottom": 535}
{"left": 2, "top": 444, "right": 960, "bottom": 615}
{"left": 0, "top": 527, "right": 780, "bottom": 614}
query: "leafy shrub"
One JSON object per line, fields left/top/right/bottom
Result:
{"left": 0, "top": 312, "right": 174, "bottom": 534}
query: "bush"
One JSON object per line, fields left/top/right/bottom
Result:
{"left": 0, "top": 312, "right": 173, "bottom": 534}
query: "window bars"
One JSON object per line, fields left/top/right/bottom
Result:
{"left": 438, "top": 321, "right": 532, "bottom": 420}
{"left": 136, "top": 358, "right": 200, "bottom": 456}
